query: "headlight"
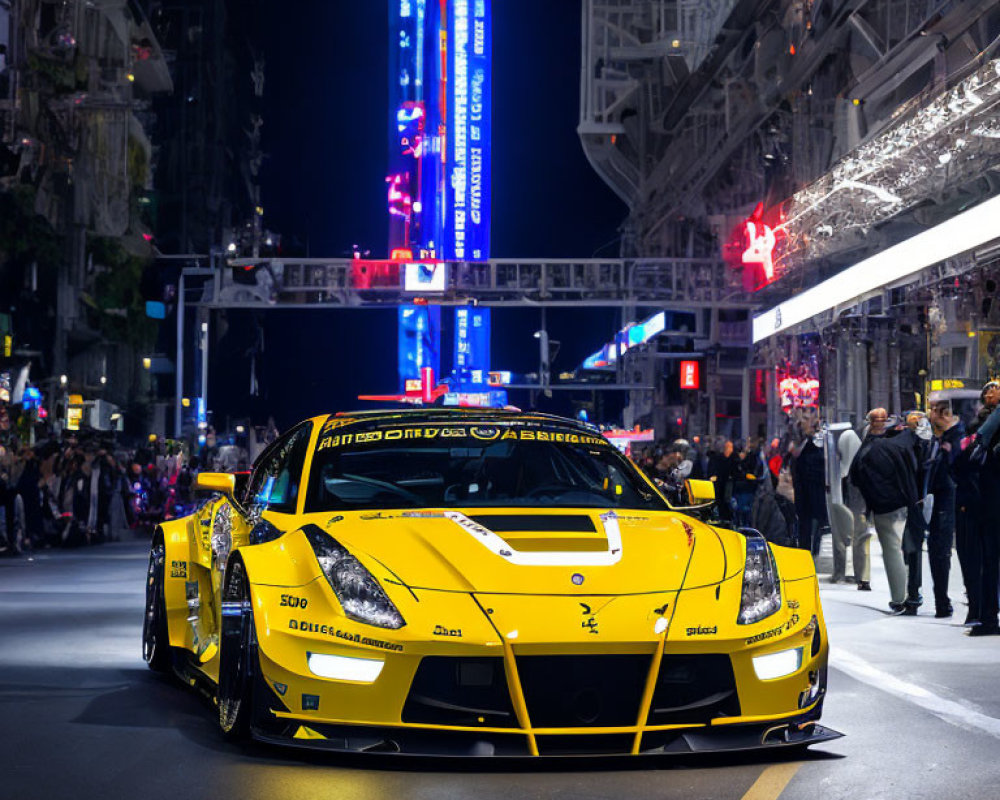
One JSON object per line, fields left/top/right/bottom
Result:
{"left": 302, "top": 526, "right": 405, "bottom": 629}
{"left": 737, "top": 532, "right": 781, "bottom": 625}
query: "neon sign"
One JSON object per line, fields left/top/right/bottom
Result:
{"left": 680, "top": 361, "right": 700, "bottom": 390}
{"left": 742, "top": 202, "right": 776, "bottom": 282}
{"left": 445, "top": 0, "right": 490, "bottom": 261}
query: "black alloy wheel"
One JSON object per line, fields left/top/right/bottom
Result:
{"left": 142, "top": 540, "right": 171, "bottom": 671}
{"left": 218, "top": 558, "right": 257, "bottom": 738}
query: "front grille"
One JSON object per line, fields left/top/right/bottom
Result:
{"left": 402, "top": 657, "right": 517, "bottom": 728}
{"left": 516, "top": 654, "right": 651, "bottom": 728}
{"left": 647, "top": 654, "right": 740, "bottom": 725}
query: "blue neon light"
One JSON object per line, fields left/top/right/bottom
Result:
{"left": 452, "top": 307, "right": 490, "bottom": 390}
{"left": 445, "top": 0, "right": 490, "bottom": 261}
{"left": 398, "top": 305, "right": 441, "bottom": 391}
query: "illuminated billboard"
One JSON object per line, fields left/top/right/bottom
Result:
{"left": 398, "top": 305, "right": 441, "bottom": 391}
{"left": 679, "top": 360, "right": 700, "bottom": 390}
{"left": 445, "top": 0, "right": 491, "bottom": 261}
{"left": 453, "top": 307, "right": 490, "bottom": 389}
{"left": 403, "top": 262, "right": 447, "bottom": 292}
{"left": 388, "top": 1, "right": 490, "bottom": 261}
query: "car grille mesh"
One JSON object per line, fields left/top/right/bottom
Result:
{"left": 647, "top": 654, "right": 741, "bottom": 725}
{"left": 516, "top": 654, "right": 651, "bottom": 728}
{"left": 402, "top": 652, "right": 741, "bottom": 734}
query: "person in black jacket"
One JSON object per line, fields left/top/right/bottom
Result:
{"left": 792, "top": 421, "right": 828, "bottom": 555}
{"left": 899, "top": 412, "right": 935, "bottom": 614}
{"left": 925, "top": 401, "right": 965, "bottom": 617}
{"left": 850, "top": 409, "right": 918, "bottom": 613}
{"left": 954, "top": 409, "right": 985, "bottom": 626}
{"left": 971, "top": 382, "right": 1000, "bottom": 636}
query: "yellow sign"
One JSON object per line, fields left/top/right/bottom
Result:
{"left": 66, "top": 407, "right": 83, "bottom": 431}
{"left": 2, "top": 335, "right": 10, "bottom": 357}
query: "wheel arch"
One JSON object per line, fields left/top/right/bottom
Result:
{"left": 157, "top": 518, "right": 195, "bottom": 650}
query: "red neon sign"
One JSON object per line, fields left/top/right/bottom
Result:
{"left": 680, "top": 360, "right": 700, "bottom": 390}
{"left": 742, "top": 202, "right": 776, "bottom": 282}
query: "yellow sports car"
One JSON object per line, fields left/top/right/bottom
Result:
{"left": 143, "top": 409, "right": 841, "bottom": 756}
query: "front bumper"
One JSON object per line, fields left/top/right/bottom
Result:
{"left": 247, "top": 569, "right": 841, "bottom": 756}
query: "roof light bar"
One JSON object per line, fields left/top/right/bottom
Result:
{"left": 753, "top": 192, "right": 1000, "bottom": 342}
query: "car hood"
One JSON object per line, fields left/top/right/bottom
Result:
{"left": 296, "top": 509, "right": 741, "bottom": 595}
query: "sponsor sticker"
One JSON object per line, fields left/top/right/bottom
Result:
{"left": 288, "top": 619, "right": 404, "bottom": 652}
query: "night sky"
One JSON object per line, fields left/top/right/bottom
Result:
{"left": 211, "top": 1, "right": 627, "bottom": 430}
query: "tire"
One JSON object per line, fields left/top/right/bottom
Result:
{"left": 218, "top": 558, "right": 257, "bottom": 739}
{"left": 142, "top": 539, "right": 172, "bottom": 672}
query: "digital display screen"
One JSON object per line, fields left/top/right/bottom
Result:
{"left": 445, "top": 0, "right": 491, "bottom": 261}
{"left": 403, "top": 262, "right": 447, "bottom": 292}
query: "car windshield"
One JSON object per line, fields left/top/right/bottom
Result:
{"left": 304, "top": 421, "right": 667, "bottom": 512}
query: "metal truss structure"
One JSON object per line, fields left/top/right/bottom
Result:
{"left": 202, "top": 257, "right": 755, "bottom": 310}
{"left": 579, "top": 0, "right": 1000, "bottom": 284}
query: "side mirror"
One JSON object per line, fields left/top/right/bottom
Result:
{"left": 194, "top": 472, "right": 236, "bottom": 497}
{"left": 685, "top": 478, "right": 716, "bottom": 505}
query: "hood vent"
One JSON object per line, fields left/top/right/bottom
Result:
{"left": 468, "top": 515, "right": 596, "bottom": 533}
{"left": 467, "top": 514, "right": 605, "bottom": 553}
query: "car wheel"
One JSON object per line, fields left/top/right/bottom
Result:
{"left": 218, "top": 558, "right": 256, "bottom": 738}
{"left": 142, "top": 539, "right": 172, "bottom": 672}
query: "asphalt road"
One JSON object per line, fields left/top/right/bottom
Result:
{"left": 2, "top": 536, "right": 1000, "bottom": 800}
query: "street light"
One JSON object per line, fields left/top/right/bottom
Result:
{"left": 142, "top": 357, "right": 152, "bottom": 370}
{"left": 59, "top": 374, "right": 67, "bottom": 386}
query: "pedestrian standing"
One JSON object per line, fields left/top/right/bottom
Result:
{"left": 926, "top": 400, "right": 964, "bottom": 617}
{"left": 954, "top": 408, "right": 986, "bottom": 626}
{"left": 849, "top": 408, "right": 912, "bottom": 613}
{"left": 970, "top": 381, "right": 1000, "bottom": 636}
{"left": 831, "top": 428, "right": 872, "bottom": 589}
{"left": 791, "top": 421, "right": 827, "bottom": 555}
{"left": 900, "top": 411, "right": 934, "bottom": 614}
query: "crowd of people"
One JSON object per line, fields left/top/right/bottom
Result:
{"left": 843, "top": 381, "right": 1000, "bottom": 635}
{"left": 635, "top": 379, "right": 1000, "bottom": 636}
{"left": 0, "top": 435, "right": 202, "bottom": 555}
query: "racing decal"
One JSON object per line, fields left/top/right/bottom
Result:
{"left": 321, "top": 416, "right": 358, "bottom": 434}
{"left": 444, "top": 511, "right": 623, "bottom": 567}
{"left": 681, "top": 521, "right": 695, "bottom": 547}
{"left": 745, "top": 613, "right": 801, "bottom": 645}
{"left": 280, "top": 594, "right": 308, "bottom": 609}
{"left": 273, "top": 682, "right": 288, "bottom": 696}
{"left": 288, "top": 620, "right": 404, "bottom": 652}
{"left": 433, "top": 625, "right": 462, "bottom": 637}
{"left": 685, "top": 625, "right": 718, "bottom": 636}
{"left": 787, "top": 599, "right": 800, "bottom": 610}
{"left": 315, "top": 425, "right": 610, "bottom": 451}
{"left": 170, "top": 560, "right": 187, "bottom": 578}
{"left": 327, "top": 515, "right": 344, "bottom": 525}
{"left": 580, "top": 603, "right": 599, "bottom": 635}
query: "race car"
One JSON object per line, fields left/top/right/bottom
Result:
{"left": 143, "top": 409, "right": 841, "bottom": 756}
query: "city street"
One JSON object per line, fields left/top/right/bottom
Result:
{"left": 2, "top": 535, "right": 999, "bottom": 800}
